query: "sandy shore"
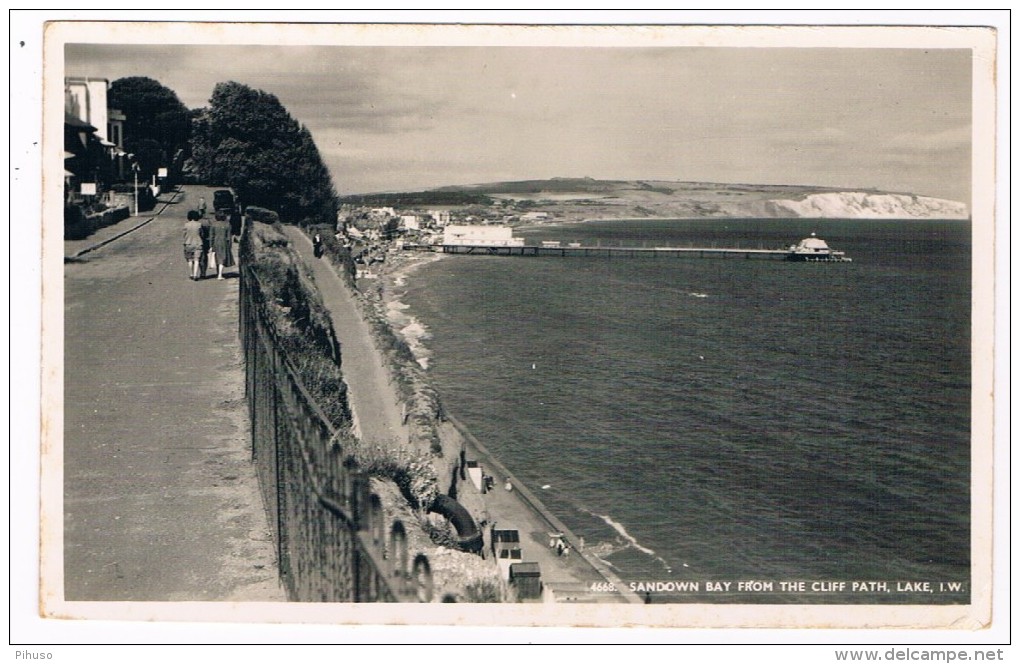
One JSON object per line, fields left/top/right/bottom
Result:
{"left": 368, "top": 248, "right": 642, "bottom": 604}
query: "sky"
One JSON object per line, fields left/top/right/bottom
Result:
{"left": 63, "top": 28, "right": 976, "bottom": 202}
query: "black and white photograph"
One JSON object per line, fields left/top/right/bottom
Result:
{"left": 15, "top": 12, "right": 1006, "bottom": 650}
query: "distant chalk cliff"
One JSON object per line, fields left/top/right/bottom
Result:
{"left": 754, "top": 192, "right": 969, "bottom": 220}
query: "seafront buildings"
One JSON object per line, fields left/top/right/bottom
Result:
{"left": 442, "top": 224, "right": 524, "bottom": 247}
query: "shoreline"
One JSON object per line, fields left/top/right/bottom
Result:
{"left": 370, "top": 248, "right": 643, "bottom": 603}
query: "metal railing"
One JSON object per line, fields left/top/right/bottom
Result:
{"left": 239, "top": 228, "right": 433, "bottom": 602}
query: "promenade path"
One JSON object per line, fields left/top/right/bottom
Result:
{"left": 282, "top": 227, "right": 408, "bottom": 448}
{"left": 61, "top": 185, "right": 285, "bottom": 602}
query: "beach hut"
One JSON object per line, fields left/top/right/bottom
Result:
{"left": 509, "top": 562, "right": 542, "bottom": 600}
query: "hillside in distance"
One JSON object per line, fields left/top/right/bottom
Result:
{"left": 422, "top": 178, "right": 970, "bottom": 221}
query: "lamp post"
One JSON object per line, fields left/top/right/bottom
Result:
{"left": 131, "top": 158, "right": 139, "bottom": 217}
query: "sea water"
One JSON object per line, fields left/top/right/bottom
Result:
{"left": 401, "top": 218, "right": 972, "bottom": 603}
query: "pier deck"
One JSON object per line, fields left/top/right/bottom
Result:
{"left": 439, "top": 244, "right": 791, "bottom": 259}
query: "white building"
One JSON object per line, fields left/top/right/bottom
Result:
{"left": 66, "top": 77, "right": 130, "bottom": 178}
{"left": 520, "top": 211, "right": 550, "bottom": 222}
{"left": 443, "top": 225, "right": 524, "bottom": 247}
{"left": 428, "top": 209, "right": 452, "bottom": 226}
{"left": 65, "top": 77, "right": 111, "bottom": 142}
{"left": 400, "top": 215, "right": 420, "bottom": 231}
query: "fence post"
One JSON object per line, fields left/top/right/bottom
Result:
{"left": 412, "top": 554, "right": 434, "bottom": 603}
{"left": 390, "top": 521, "right": 409, "bottom": 595}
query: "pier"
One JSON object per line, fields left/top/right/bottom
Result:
{"left": 439, "top": 243, "right": 792, "bottom": 260}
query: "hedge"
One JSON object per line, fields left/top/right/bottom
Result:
{"left": 244, "top": 220, "right": 350, "bottom": 427}
{"left": 64, "top": 204, "right": 132, "bottom": 240}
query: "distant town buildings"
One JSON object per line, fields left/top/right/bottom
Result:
{"left": 443, "top": 224, "right": 524, "bottom": 247}
{"left": 428, "top": 210, "right": 452, "bottom": 226}
{"left": 335, "top": 200, "right": 544, "bottom": 266}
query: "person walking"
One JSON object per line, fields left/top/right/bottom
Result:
{"left": 229, "top": 208, "right": 243, "bottom": 242}
{"left": 198, "top": 212, "right": 212, "bottom": 279}
{"left": 183, "top": 210, "right": 204, "bottom": 281}
{"left": 209, "top": 211, "right": 236, "bottom": 280}
{"left": 197, "top": 196, "right": 207, "bottom": 218}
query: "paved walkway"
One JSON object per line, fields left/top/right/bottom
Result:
{"left": 283, "top": 227, "right": 409, "bottom": 448}
{"left": 64, "top": 188, "right": 185, "bottom": 261}
{"left": 59, "top": 185, "right": 285, "bottom": 603}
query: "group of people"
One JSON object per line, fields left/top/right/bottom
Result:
{"left": 183, "top": 199, "right": 237, "bottom": 281}
{"left": 549, "top": 533, "right": 571, "bottom": 558}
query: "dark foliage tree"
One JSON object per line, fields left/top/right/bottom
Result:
{"left": 109, "top": 77, "right": 191, "bottom": 180}
{"left": 127, "top": 138, "right": 163, "bottom": 181}
{"left": 190, "top": 81, "right": 338, "bottom": 225}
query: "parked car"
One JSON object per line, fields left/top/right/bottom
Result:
{"left": 213, "top": 189, "right": 235, "bottom": 212}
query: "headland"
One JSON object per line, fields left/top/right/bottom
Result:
{"left": 340, "top": 177, "right": 969, "bottom": 229}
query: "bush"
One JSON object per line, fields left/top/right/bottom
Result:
{"left": 246, "top": 220, "right": 349, "bottom": 426}
{"left": 245, "top": 205, "right": 281, "bottom": 226}
{"left": 340, "top": 435, "right": 440, "bottom": 510}
{"left": 64, "top": 205, "right": 91, "bottom": 240}
{"left": 463, "top": 579, "right": 505, "bottom": 603}
{"left": 108, "top": 205, "right": 130, "bottom": 224}
{"left": 418, "top": 512, "right": 459, "bottom": 549}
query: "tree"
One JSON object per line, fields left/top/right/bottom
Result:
{"left": 127, "top": 138, "right": 163, "bottom": 181}
{"left": 109, "top": 77, "right": 191, "bottom": 180}
{"left": 189, "top": 81, "right": 338, "bottom": 225}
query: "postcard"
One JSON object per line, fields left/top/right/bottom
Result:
{"left": 23, "top": 16, "right": 1001, "bottom": 640}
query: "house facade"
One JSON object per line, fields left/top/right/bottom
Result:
{"left": 65, "top": 77, "right": 111, "bottom": 142}
{"left": 64, "top": 76, "right": 133, "bottom": 188}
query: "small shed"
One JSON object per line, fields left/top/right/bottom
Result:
{"left": 509, "top": 562, "right": 542, "bottom": 600}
